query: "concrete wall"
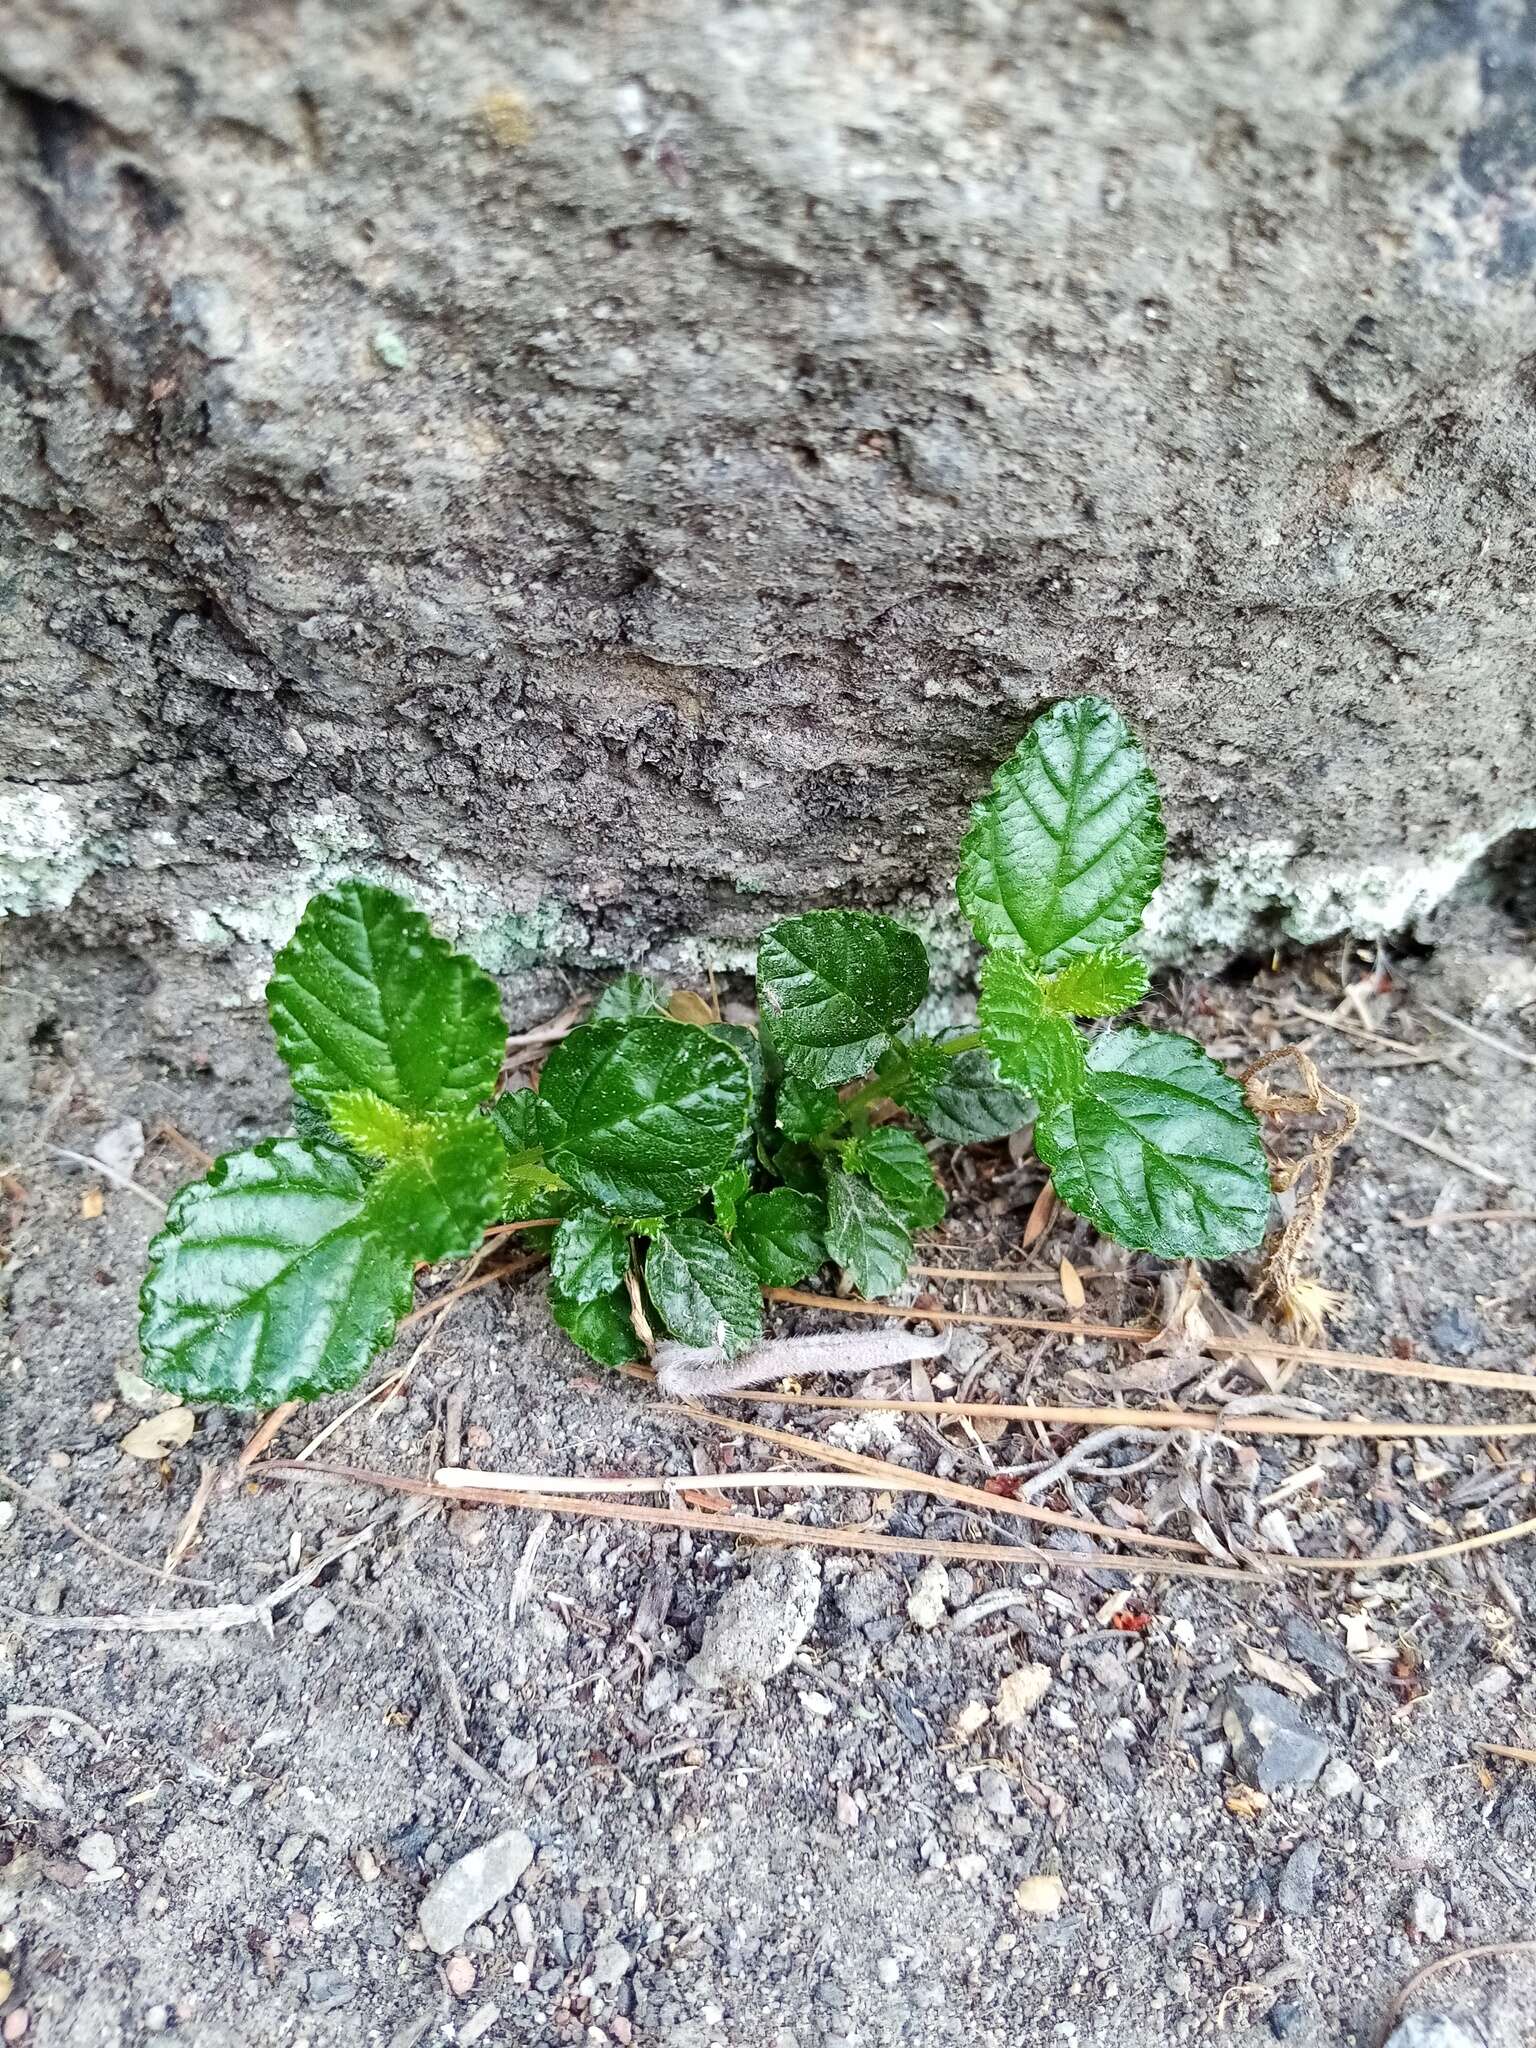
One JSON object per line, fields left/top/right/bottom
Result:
{"left": 3, "top": 0, "right": 1534, "bottom": 989}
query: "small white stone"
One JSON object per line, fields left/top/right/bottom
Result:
{"left": 76, "top": 1831, "right": 119, "bottom": 1875}
{"left": 907, "top": 1560, "right": 948, "bottom": 1631}
{"left": 877, "top": 1958, "right": 900, "bottom": 1989}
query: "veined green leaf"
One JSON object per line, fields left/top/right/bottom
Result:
{"left": 644, "top": 1219, "right": 764, "bottom": 1356}
{"left": 734, "top": 1187, "right": 827, "bottom": 1287}
{"left": 978, "top": 950, "right": 1087, "bottom": 1109}
{"left": 708, "top": 1022, "right": 768, "bottom": 1155}
{"left": 776, "top": 1076, "right": 842, "bottom": 1142}
{"left": 957, "top": 696, "right": 1165, "bottom": 969}
{"left": 1040, "top": 948, "right": 1150, "bottom": 1018}
{"left": 491, "top": 1088, "right": 544, "bottom": 1155}
{"left": 897, "top": 1044, "right": 1034, "bottom": 1144}
{"left": 369, "top": 1115, "right": 506, "bottom": 1264}
{"left": 824, "top": 1171, "right": 912, "bottom": 1299}
{"left": 328, "top": 1090, "right": 426, "bottom": 1159}
{"left": 592, "top": 972, "right": 667, "bottom": 1022}
{"left": 551, "top": 1212, "right": 632, "bottom": 1304}
{"left": 844, "top": 1128, "right": 945, "bottom": 1229}
{"left": 757, "top": 911, "right": 929, "bottom": 1086}
{"left": 711, "top": 1163, "right": 753, "bottom": 1237}
{"left": 538, "top": 1019, "right": 751, "bottom": 1215}
{"left": 139, "top": 1139, "right": 416, "bottom": 1406}
{"left": 289, "top": 1096, "right": 375, "bottom": 1175}
{"left": 550, "top": 1281, "right": 645, "bottom": 1368}
{"left": 1036, "top": 1026, "right": 1272, "bottom": 1259}
{"left": 268, "top": 882, "right": 506, "bottom": 1116}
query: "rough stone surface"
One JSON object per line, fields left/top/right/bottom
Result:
{"left": 4, "top": 1, "right": 1536, "bottom": 984}
{"left": 1224, "top": 1682, "right": 1331, "bottom": 1794}
{"left": 1384, "top": 2022, "right": 1486, "bottom": 2048}
{"left": 416, "top": 1830, "right": 534, "bottom": 1955}
{"left": 687, "top": 1546, "right": 822, "bottom": 1690}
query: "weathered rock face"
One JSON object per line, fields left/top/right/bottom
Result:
{"left": 3, "top": 0, "right": 1534, "bottom": 986}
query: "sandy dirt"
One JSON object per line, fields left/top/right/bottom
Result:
{"left": 2, "top": 905, "right": 1535, "bottom": 2048}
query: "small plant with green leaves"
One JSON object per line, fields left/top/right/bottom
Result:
{"left": 139, "top": 695, "right": 1271, "bottom": 1406}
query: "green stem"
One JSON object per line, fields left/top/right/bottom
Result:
{"left": 937, "top": 1030, "right": 983, "bottom": 1059}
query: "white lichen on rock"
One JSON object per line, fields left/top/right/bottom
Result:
{"left": 0, "top": 785, "right": 105, "bottom": 917}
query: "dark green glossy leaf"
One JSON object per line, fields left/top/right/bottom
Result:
{"left": 550, "top": 1212, "right": 632, "bottom": 1303}
{"left": 824, "top": 1171, "right": 912, "bottom": 1300}
{"left": 897, "top": 1043, "right": 1034, "bottom": 1144}
{"left": 289, "top": 1096, "right": 375, "bottom": 1175}
{"left": 490, "top": 1088, "right": 545, "bottom": 1154}
{"left": 765, "top": 1139, "right": 829, "bottom": 1197}
{"left": 709, "top": 1023, "right": 769, "bottom": 1149}
{"left": 757, "top": 911, "right": 929, "bottom": 1085}
{"left": 734, "top": 1187, "right": 827, "bottom": 1287}
{"left": 268, "top": 882, "right": 506, "bottom": 1115}
{"left": 978, "top": 950, "right": 1087, "bottom": 1110}
{"left": 645, "top": 1218, "right": 764, "bottom": 1356}
{"left": 711, "top": 1163, "right": 753, "bottom": 1237}
{"left": 592, "top": 972, "right": 667, "bottom": 1022}
{"left": 139, "top": 1139, "right": 415, "bottom": 1407}
{"left": 537, "top": 1019, "right": 751, "bottom": 1214}
{"left": 776, "top": 1076, "right": 842, "bottom": 1142}
{"left": 1040, "top": 948, "right": 1150, "bottom": 1018}
{"left": 1036, "top": 1026, "right": 1272, "bottom": 1258}
{"left": 550, "top": 1281, "right": 645, "bottom": 1368}
{"left": 844, "top": 1127, "right": 945, "bottom": 1229}
{"left": 957, "top": 696, "right": 1165, "bottom": 970}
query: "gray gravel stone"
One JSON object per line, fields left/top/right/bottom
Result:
{"left": 688, "top": 1548, "right": 822, "bottom": 1690}
{"left": 1277, "top": 1840, "right": 1321, "bottom": 1915}
{"left": 417, "top": 1831, "right": 535, "bottom": 1955}
{"left": 1383, "top": 2020, "right": 1486, "bottom": 2048}
{"left": 1223, "top": 1683, "right": 1331, "bottom": 1793}
{"left": 1148, "top": 1881, "right": 1185, "bottom": 1938}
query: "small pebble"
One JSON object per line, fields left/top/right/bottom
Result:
{"left": 1277, "top": 1841, "right": 1321, "bottom": 1916}
{"left": 907, "top": 1560, "right": 949, "bottom": 1631}
{"left": 876, "top": 1958, "right": 900, "bottom": 1990}
{"left": 590, "top": 1942, "right": 631, "bottom": 1987}
{"left": 443, "top": 1955, "right": 476, "bottom": 1998}
{"left": 1412, "top": 1886, "right": 1447, "bottom": 1943}
{"left": 302, "top": 1595, "right": 339, "bottom": 1637}
{"left": 4, "top": 2009, "right": 28, "bottom": 2043}
{"left": 75, "top": 1832, "right": 119, "bottom": 1876}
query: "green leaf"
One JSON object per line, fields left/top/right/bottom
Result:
{"left": 550, "top": 1281, "right": 645, "bottom": 1368}
{"left": 711, "top": 1163, "right": 753, "bottom": 1237}
{"left": 1040, "top": 948, "right": 1150, "bottom": 1018}
{"left": 757, "top": 911, "right": 929, "bottom": 1085}
{"left": 735, "top": 1187, "right": 827, "bottom": 1287}
{"left": 824, "top": 1171, "right": 913, "bottom": 1299}
{"left": 328, "top": 1090, "right": 425, "bottom": 1160}
{"left": 957, "top": 696, "right": 1165, "bottom": 970}
{"left": 776, "top": 1075, "right": 843, "bottom": 1142}
{"left": 897, "top": 1043, "right": 1034, "bottom": 1144}
{"left": 978, "top": 950, "right": 1088, "bottom": 1109}
{"left": 765, "top": 1139, "right": 828, "bottom": 1196}
{"left": 289, "top": 1096, "right": 376, "bottom": 1176}
{"left": 550, "top": 1211, "right": 632, "bottom": 1303}
{"left": 499, "top": 1174, "right": 573, "bottom": 1227}
{"left": 644, "top": 1219, "right": 764, "bottom": 1356}
{"left": 139, "top": 1139, "right": 416, "bottom": 1406}
{"left": 538, "top": 1019, "right": 751, "bottom": 1215}
{"left": 708, "top": 1023, "right": 768, "bottom": 1156}
{"left": 1035, "top": 1026, "right": 1272, "bottom": 1259}
{"left": 491, "top": 1088, "right": 545, "bottom": 1154}
{"left": 592, "top": 972, "right": 667, "bottom": 1022}
{"left": 369, "top": 1115, "right": 506, "bottom": 1264}
{"left": 844, "top": 1128, "right": 946, "bottom": 1229}
{"left": 268, "top": 882, "right": 506, "bottom": 1116}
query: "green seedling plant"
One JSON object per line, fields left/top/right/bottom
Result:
{"left": 139, "top": 695, "right": 1271, "bottom": 1406}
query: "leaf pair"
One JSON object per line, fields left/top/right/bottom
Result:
{"left": 960, "top": 697, "right": 1270, "bottom": 1258}
{"left": 141, "top": 884, "right": 513, "bottom": 1406}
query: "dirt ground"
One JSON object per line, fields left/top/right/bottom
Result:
{"left": 3, "top": 897, "right": 1536, "bottom": 2048}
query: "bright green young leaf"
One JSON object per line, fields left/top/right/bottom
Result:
{"left": 978, "top": 950, "right": 1088, "bottom": 1109}
{"left": 1040, "top": 948, "right": 1150, "bottom": 1018}
{"left": 957, "top": 696, "right": 1165, "bottom": 970}
{"left": 369, "top": 1115, "right": 506, "bottom": 1264}
{"left": 711, "top": 1164, "right": 753, "bottom": 1237}
{"left": 500, "top": 1172, "right": 572, "bottom": 1225}
{"left": 267, "top": 882, "right": 506, "bottom": 1117}
{"left": 824, "top": 1171, "right": 913, "bottom": 1299}
{"left": 897, "top": 1044, "right": 1034, "bottom": 1144}
{"left": 538, "top": 1019, "right": 751, "bottom": 1215}
{"left": 1035, "top": 1025, "right": 1272, "bottom": 1259}
{"left": 592, "top": 972, "right": 667, "bottom": 1022}
{"left": 844, "top": 1128, "right": 945, "bottom": 1229}
{"left": 550, "top": 1281, "right": 645, "bottom": 1368}
{"left": 757, "top": 911, "right": 929, "bottom": 1085}
{"left": 550, "top": 1212, "right": 631, "bottom": 1304}
{"left": 734, "top": 1187, "right": 827, "bottom": 1287}
{"left": 139, "top": 1139, "right": 416, "bottom": 1406}
{"left": 644, "top": 1219, "right": 764, "bottom": 1356}
{"left": 289, "top": 1097, "right": 375, "bottom": 1174}
{"left": 776, "top": 1076, "right": 842, "bottom": 1142}
{"left": 327, "top": 1090, "right": 425, "bottom": 1159}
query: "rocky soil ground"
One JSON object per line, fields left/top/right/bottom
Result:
{"left": 2, "top": 895, "right": 1535, "bottom": 2048}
